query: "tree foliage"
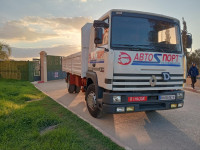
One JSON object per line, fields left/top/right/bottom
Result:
{"left": 0, "top": 42, "right": 11, "bottom": 60}
{"left": 181, "top": 17, "right": 188, "bottom": 57}
{"left": 187, "top": 49, "right": 200, "bottom": 69}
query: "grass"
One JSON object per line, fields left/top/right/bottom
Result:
{"left": 0, "top": 79, "right": 124, "bottom": 150}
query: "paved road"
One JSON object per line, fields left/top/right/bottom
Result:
{"left": 35, "top": 80, "right": 200, "bottom": 150}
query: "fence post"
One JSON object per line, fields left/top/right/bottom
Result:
{"left": 40, "top": 51, "right": 47, "bottom": 82}
{"left": 28, "top": 61, "right": 34, "bottom": 82}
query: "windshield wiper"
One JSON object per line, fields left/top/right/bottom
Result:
{"left": 152, "top": 44, "right": 171, "bottom": 53}
{"left": 112, "top": 44, "right": 141, "bottom": 50}
{"left": 112, "top": 44, "right": 154, "bottom": 50}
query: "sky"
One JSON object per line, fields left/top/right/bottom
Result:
{"left": 0, "top": 0, "right": 200, "bottom": 60}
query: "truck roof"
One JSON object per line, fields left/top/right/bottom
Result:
{"left": 99, "top": 9, "right": 180, "bottom": 23}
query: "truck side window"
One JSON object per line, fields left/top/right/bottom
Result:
{"left": 97, "top": 18, "right": 109, "bottom": 47}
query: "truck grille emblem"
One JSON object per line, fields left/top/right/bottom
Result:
{"left": 149, "top": 75, "right": 157, "bottom": 87}
{"left": 118, "top": 52, "right": 131, "bottom": 65}
{"left": 162, "top": 72, "right": 171, "bottom": 81}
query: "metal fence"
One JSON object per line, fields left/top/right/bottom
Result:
{"left": 0, "top": 54, "right": 66, "bottom": 82}
{"left": 0, "top": 61, "right": 35, "bottom": 81}
{"left": 46, "top": 55, "right": 66, "bottom": 81}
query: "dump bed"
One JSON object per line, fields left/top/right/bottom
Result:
{"left": 62, "top": 23, "right": 92, "bottom": 78}
{"left": 62, "top": 52, "right": 82, "bottom": 76}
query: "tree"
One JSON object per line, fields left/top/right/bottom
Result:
{"left": 187, "top": 49, "right": 200, "bottom": 69}
{"left": 182, "top": 17, "right": 188, "bottom": 57}
{"left": 0, "top": 42, "right": 11, "bottom": 60}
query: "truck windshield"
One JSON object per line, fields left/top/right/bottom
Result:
{"left": 111, "top": 15, "right": 182, "bottom": 53}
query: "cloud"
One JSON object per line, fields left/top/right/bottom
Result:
{"left": 0, "top": 15, "right": 92, "bottom": 60}
{"left": 23, "top": 16, "right": 92, "bottom": 31}
{"left": 77, "top": 0, "right": 103, "bottom": 2}
{"left": 11, "top": 44, "right": 81, "bottom": 60}
{"left": 0, "top": 21, "right": 57, "bottom": 41}
{"left": 0, "top": 16, "right": 92, "bottom": 42}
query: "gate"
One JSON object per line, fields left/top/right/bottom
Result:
{"left": 32, "top": 59, "right": 41, "bottom": 81}
{"left": 46, "top": 55, "right": 66, "bottom": 81}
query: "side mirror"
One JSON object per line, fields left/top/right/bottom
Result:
{"left": 94, "top": 28, "right": 103, "bottom": 44}
{"left": 186, "top": 34, "right": 192, "bottom": 48}
{"left": 93, "top": 20, "right": 109, "bottom": 28}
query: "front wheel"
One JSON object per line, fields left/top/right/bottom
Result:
{"left": 86, "top": 84, "right": 103, "bottom": 118}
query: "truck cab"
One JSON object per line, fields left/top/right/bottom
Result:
{"left": 83, "top": 9, "right": 189, "bottom": 118}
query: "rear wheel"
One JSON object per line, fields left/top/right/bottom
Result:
{"left": 67, "top": 75, "right": 75, "bottom": 93}
{"left": 86, "top": 84, "right": 103, "bottom": 118}
{"left": 75, "top": 86, "right": 81, "bottom": 93}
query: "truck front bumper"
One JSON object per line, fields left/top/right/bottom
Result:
{"left": 101, "top": 90, "right": 184, "bottom": 114}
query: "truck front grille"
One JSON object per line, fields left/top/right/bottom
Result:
{"left": 112, "top": 73, "right": 184, "bottom": 91}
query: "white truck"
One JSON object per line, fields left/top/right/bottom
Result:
{"left": 62, "top": 9, "right": 192, "bottom": 118}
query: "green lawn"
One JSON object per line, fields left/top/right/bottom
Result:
{"left": 0, "top": 79, "right": 124, "bottom": 150}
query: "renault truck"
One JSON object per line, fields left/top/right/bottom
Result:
{"left": 62, "top": 9, "right": 192, "bottom": 118}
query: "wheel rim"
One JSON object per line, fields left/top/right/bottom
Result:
{"left": 87, "top": 91, "right": 96, "bottom": 110}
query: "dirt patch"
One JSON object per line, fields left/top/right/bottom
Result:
{"left": 40, "top": 124, "right": 59, "bottom": 135}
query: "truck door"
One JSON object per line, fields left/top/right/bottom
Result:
{"left": 88, "top": 18, "right": 110, "bottom": 88}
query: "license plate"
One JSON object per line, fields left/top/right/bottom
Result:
{"left": 159, "top": 95, "right": 175, "bottom": 100}
{"left": 128, "top": 96, "right": 147, "bottom": 102}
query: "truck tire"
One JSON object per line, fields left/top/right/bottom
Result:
{"left": 86, "top": 84, "right": 103, "bottom": 118}
{"left": 75, "top": 86, "right": 81, "bottom": 93}
{"left": 67, "top": 76, "right": 75, "bottom": 93}
{"left": 68, "top": 84, "right": 75, "bottom": 93}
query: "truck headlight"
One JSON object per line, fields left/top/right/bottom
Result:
{"left": 171, "top": 104, "right": 177, "bottom": 108}
{"left": 126, "top": 106, "right": 134, "bottom": 112}
{"left": 116, "top": 107, "right": 125, "bottom": 112}
{"left": 113, "top": 96, "right": 121, "bottom": 103}
{"left": 178, "top": 103, "right": 184, "bottom": 108}
{"left": 177, "top": 93, "right": 184, "bottom": 99}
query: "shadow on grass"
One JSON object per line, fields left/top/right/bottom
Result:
{"left": 0, "top": 99, "right": 61, "bottom": 148}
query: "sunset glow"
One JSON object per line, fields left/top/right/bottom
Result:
{"left": 0, "top": 0, "right": 199, "bottom": 60}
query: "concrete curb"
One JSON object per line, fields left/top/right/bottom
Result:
{"left": 33, "top": 84, "right": 132, "bottom": 150}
